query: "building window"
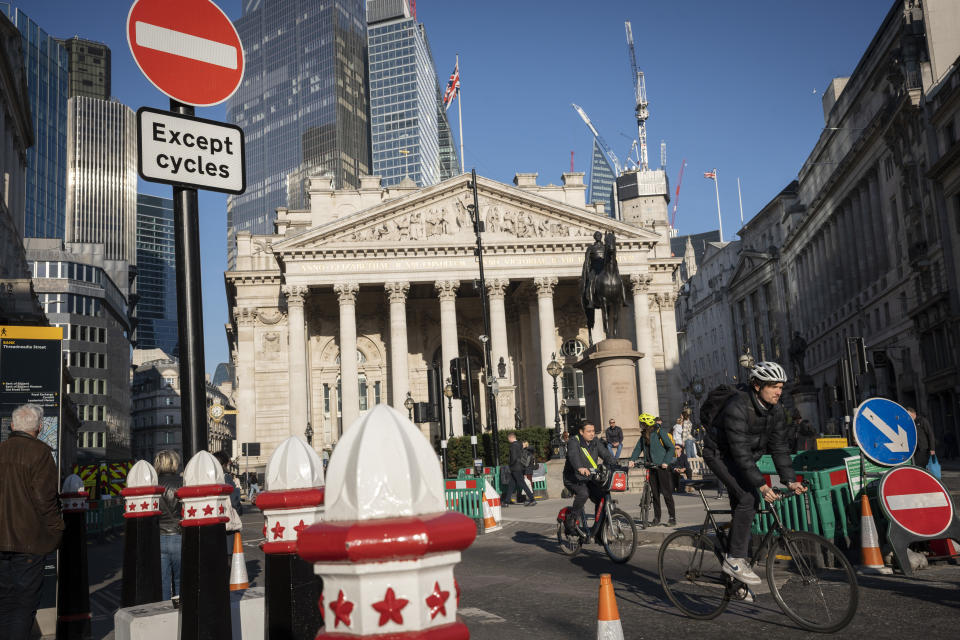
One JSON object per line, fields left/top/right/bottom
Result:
{"left": 358, "top": 374, "right": 368, "bottom": 411}
{"left": 374, "top": 380, "right": 381, "bottom": 406}
{"left": 323, "top": 383, "right": 331, "bottom": 415}
{"left": 562, "top": 366, "right": 585, "bottom": 404}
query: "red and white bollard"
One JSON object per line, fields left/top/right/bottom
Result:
{"left": 57, "top": 474, "right": 91, "bottom": 639}
{"left": 256, "top": 435, "right": 326, "bottom": 640}
{"left": 177, "top": 451, "right": 235, "bottom": 640}
{"left": 120, "top": 460, "right": 164, "bottom": 606}
{"left": 298, "top": 405, "right": 477, "bottom": 638}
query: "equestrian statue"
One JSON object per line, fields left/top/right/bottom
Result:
{"left": 580, "top": 230, "right": 629, "bottom": 345}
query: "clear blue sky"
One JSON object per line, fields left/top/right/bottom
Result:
{"left": 22, "top": 0, "right": 893, "bottom": 373}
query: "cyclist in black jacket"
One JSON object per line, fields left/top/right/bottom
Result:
{"left": 701, "top": 361, "right": 805, "bottom": 585}
{"left": 563, "top": 421, "right": 632, "bottom": 534}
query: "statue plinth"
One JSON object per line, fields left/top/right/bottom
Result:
{"left": 574, "top": 338, "right": 643, "bottom": 453}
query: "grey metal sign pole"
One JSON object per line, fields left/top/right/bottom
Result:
{"left": 171, "top": 99, "right": 208, "bottom": 459}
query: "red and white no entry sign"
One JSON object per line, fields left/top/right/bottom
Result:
{"left": 126, "top": 0, "right": 244, "bottom": 107}
{"left": 878, "top": 466, "right": 953, "bottom": 538}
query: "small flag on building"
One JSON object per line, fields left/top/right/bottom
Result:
{"left": 703, "top": 169, "right": 716, "bottom": 180}
{"left": 442, "top": 61, "right": 460, "bottom": 110}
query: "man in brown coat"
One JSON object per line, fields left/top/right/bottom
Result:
{"left": 0, "top": 404, "right": 64, "bottom": 640}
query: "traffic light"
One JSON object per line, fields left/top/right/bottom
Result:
{"left": 449, "top": 357, "right": 468, "bottom": 399}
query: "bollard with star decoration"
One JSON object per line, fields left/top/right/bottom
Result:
{"left": 177, "top": 450, "right": 235, "bottom": 640}
{"left": 298, "top": 405, "right": 476, "bottom": 638}
{"left": 57, "top": 474, "right": 92, "bottom": 639}
{"left": 120, "top": 460, "right": 163, "bottom": 607}
{"left": 256, "top": 435, "right": 325, "bottom": 640}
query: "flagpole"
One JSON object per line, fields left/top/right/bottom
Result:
{"left": 737, "top": 176, "right": 744, "bottom": 226}
{"left": 456, "top": 54, "right": 464, "bottom": 173}
{"left": 713, "top": 168, "right": 724, "bottom": 242}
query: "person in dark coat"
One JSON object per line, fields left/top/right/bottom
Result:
{"left": 505, "top": 433, "right": 536, "bottom": 507}
{"left": 906, "top": 407, "right": 936, "bottom": 468}
{"left": 563, "top": 421, "right": 630, "bottom": 534}
{"left": 671, "top": 444, "right": 692, "bottom": 492}
{"left": 0, "top": 404, "right": 64, "bottom": 640}
{"left": 605, "top": 419, "right": 624, "bottom": 460}
{"left": 155, "top": 450, "right": 183, "bottom": 601}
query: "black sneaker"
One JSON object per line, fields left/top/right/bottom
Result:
{"left": 650, "top": 518, "right": 661, "bottom": 527}
{"left": 524, "top": 499, "right": 537, "bottom": 506}
{"left": 668, "top": 518, "right": 677, "bottom": 526}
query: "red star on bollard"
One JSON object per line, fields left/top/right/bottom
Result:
{"left": 294, "top": 519, "right": 308, "bottom": 534}
{"left": 128, "top": 502, "right": 136, "bottom": 511}
{"left": 187, "top": 506, "right": 197, "bottom": 518}
{"left": 203, "top": 504, "right": 214, "bottom": 516}
{"left": 218, "top": 504, "right": 225, "bottom": 514}
{"left": 372, "top": 587, "right": 408, "bottom": 626}
{"left": 153, "top": 501, "right": 158, "bottom": 509}
{"left": 271, "top": 521, "right": 285, "bottom": 539}
{"left": 329, "top": 590, "right": 353, "bottom": 628}
{"left": 425, "top": 582, "right": 449, "bottom": 620}
{"left": 141, "top": 501, "right": 149, "bottom": 510}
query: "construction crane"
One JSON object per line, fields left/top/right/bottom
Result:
{"left": 670, "top": 159, "right": 687, "bottom": 230}
{"left": 571, "top": 103, "right": 622, "bottom": 175}
{"left": 625, "top": 21, "right": 649, "bottom": 170}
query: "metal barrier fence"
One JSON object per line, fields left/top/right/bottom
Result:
{"left": 85, "top": 497, "right": 124, "bottom": 538}
{"left": 444, "top": 478, "right": 486, "bottom": 525}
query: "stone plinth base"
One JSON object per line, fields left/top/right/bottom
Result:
{"left": 114, "top": 589, "right": 264, "bottom": 640}
{"left": 574, "top": 339, "right": 642, "bottom": 452}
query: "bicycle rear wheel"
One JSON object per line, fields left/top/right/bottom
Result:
{"left": 557, "top": 523, "right": 582, "bottom": 556}
{"left": 602, "top": 508, "right": 638, "bottom": 563}
{"left": 638, "top": 483, "right": 652, "bottom": 528}
{"left": 658, "top": 531, "right": 730, "bottom": 619}
{"left": 766, "top": 530, "right": 858, "bottom": 633}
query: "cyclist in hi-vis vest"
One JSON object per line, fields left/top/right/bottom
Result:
{"left": 562, "top": 421, "right": 633, "bottom": 535}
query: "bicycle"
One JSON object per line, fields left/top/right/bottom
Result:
{"left": 636, "top": 468, "right": 653, "bottom": 528}
{"left": 657, "top": 480, "right": 858, "bottom": 633}
{"left": 556, "top": 464, "right": 638, "bottom": 564}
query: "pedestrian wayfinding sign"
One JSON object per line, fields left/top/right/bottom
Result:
{"left": 879, "top": 466, "right": 953, "bottom": 538}
{"left": 137, "top": 107, "right": 245, "bottom": 194}
{"left": 127, "top": 0, "right": 245, "bottom": 106}
{"left": 852, "top": 397, "right": 916, "bottom": 467}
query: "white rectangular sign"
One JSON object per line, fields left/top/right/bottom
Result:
{"left": 137, "top": 107, "right": 245, "bottom": 195}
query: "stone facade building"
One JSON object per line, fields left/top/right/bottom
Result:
{"left": 226, "top": 170, "right": 682, "bottom": 468}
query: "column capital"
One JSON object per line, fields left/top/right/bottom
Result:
{"left": 486, "top": 278, "right": 509, "bottom": 300}
{"left": 654, "top": 291, "right": 677, "bottom": 310}
{"left": 234, "top": 306, "right": 257, "bottom": 327}
{"left": 333, "top": 282, "right": 359, "bottom": 304}
{"left": 434, "top": 279, "right": 459, "bottom": 301}
{"left": 629, "top": 273, "right": 653, "bottom": 294}
{"left": 281, "top": 284, "right": 308, "bottom": 306}
{"left": 533, "top": 276, "right": 558, "bottom": 298}
{"left": 384, "top": 281, "right": 410, "bottom": 304}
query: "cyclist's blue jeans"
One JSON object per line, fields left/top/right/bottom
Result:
{"left": 702, "top": 452, "right": 759, "bottom": 559}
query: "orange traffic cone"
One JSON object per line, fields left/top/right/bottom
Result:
{"left": 859, "top": 494, "right": 892, "bottom": 575}
{"left": 230, "top": 532, "right": 250, "bottom": 590}
{"left": 596, "top": 573, "right": 624, "bottom": 640}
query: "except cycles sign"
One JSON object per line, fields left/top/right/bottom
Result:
{"left": 137, "top": 107, "right": 245, "bottom": 194}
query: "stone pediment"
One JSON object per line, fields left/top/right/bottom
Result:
{"left": 726, "top": 250, "right": 774, "bottom": 292}
{"left": 274, "top": 175, "right": 660, "bottom": 253}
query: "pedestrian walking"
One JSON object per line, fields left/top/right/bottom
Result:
{"left": 521, "top": 440, "right": 536, "bottom": 495}
{"left": 0, "top": 404, "right": 64, "bottom": 640}
{"left": 906, "top": 407, "right": 936, "bottom": 468}
{"left": 155, "top": 450, "right": 182, "bottom": 602}
{"left": 605, "top": 418, "right": 624, "bottom": 461}
{"left": 505, "top": 433, "right": 536, "bottom": 507}
{"left": 631, "top": 414, "right": 677, "bottom": 526}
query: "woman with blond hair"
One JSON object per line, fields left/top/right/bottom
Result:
{"left": 154, "top": 450, "right": 183, "bottom": 601}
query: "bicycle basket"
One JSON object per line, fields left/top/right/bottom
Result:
{"left": 610, "top": 470, "right": 628, "bottom": 492}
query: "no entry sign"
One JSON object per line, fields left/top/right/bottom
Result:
{"left": 879, "top": 466, "right": 953, "bottom": 538}
{"left": 126, "top": 0, "right": 244, "bottom": 106}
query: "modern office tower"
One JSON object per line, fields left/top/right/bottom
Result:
{"left": 0, "top": 4, "right": 68, "bottom": 240}
{"left": 588, "top": 139, "right": 616, "bottom": 217}
{"left": 227, "top": 0, "right": 371, "bottom": 265}
{"left": 58, "top": 37, "right": 111, "bottom": 100}
{"left": 135, "top": 194, "right": 177, "bottom": 354}
{"left": 368, "top": 0, "right": 458, "bottom": 187}
{"left": 65, "top": 96, "right": 137, "bottom": 265}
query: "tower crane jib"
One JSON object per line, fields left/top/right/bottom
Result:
{"left": 571, "top": 103, "right": 622, "bottom": 176}
{"left": 625, "top": 20, "right": 649, "bottom": 171}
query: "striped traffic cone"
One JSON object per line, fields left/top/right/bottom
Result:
{"left": 229, "top": 532, "right": 250, "bottom": 590}
{"left": 859, "top": 494, "right": 892, "bottom": 575}
{"left": 596, "top": 573, "right": 624, "bottom": 640}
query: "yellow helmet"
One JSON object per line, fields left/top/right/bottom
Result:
{"left": 638, "top": 413, "right": 656, "bottom": 426}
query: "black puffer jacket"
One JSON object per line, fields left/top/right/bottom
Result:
{"left": 158, "top": 472, "right": 183, "bottom": 535}
{"left": 703, "top": 388, "right": 796, "bottom": 488}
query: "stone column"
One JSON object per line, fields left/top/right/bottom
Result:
{"left": 235, "top": 307, "right": 257, "bottom": 459}
{"left": 630, "top": 274, "right": 660, "bottom": 416}
{"left": 534, "top": 276, "right": 559, "bottom": 430}
{"left": 486, "top": 278, "right": 514, "bottom": 427}
{"left": 384, "top": 282, "right": 410, "bottom": 412}
{"left": 335, "top": 283, "right": 360, "bottom": 430}
{"left": 435, "top": 280, "right": 463, "bottom": 435}
{"left": 284, "top": 285, "right": 309, "bottom": 436}
{"left": 656, "top": 291, "right": 681, "bottom": 420}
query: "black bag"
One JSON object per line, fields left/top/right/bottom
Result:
{"left": 520, "top": 449, "right": 535, "bottom": 471}
{"left": 699, "top": 384, "right": 740, "bottom": 431}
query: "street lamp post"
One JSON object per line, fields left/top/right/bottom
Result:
{"left": 738, "top": 347, "right": 756, "bottom": 371}
{"left": 442, "top": 380, "right": 454, "bottom": 476}
{"left": 546, "top": 354, "right": 562, "bottom": 436}
{"left": 404, "top": 392, "right": 414, "bottom": 421}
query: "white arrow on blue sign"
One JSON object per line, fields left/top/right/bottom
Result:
{"left": 853, "top": 397, "right": 917, "bottom": 467}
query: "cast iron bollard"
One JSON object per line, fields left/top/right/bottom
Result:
{"left": 177, "top": 450, "right": 234, "bottom": 640}
{"left": 298, "top": 405, "right": 477, "bottom": 638}
{"left": 120, "top": 460, "right": 163, "bottom": 607}
{"left": 57, "top": 474, "right": 91, "bottom": 639}
{"left": 256, "top": 436, "right": 325, "bottom": 640}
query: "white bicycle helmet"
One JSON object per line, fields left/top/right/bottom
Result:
{"left": 750, "top": 361, "right": 787, "bottom": 383}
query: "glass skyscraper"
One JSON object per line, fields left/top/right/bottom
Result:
{"left": 135, "top": 194, "right": 177, "bottom": 355}
{"left": 368, "top": 0, "right": 458, "bottom": 187}
{"left": 589, "top": 139, "right": 617, "bottom": 218}
{"left": 0, "top": 4, "right": 68, "bottom": 240}
{"left": 227, "top": 0, "right": 371, "bottom": 265}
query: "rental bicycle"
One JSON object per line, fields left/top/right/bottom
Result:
{"left": 657, "top": 480, "right": 858, "bottom": 633}
{"left": 556, "top": 464, "right": 638, "bottom": 563}
{"left": 636, "top": 468, "right": 653, "bottom": 528}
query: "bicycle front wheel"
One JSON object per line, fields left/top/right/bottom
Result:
{"left": 658, "top": 531, "right": 730, "bottom": 619}
{"left": 638, "top": 483, "right": 652, "bottom": 528}
{"left": 766, "top": 530, "right": 858, "bottom": 633}
{"left": 602, "top": 508, "right": 638, "bottom": 563}
{"left": 557, "top": 523, "right": 582, "bottom": 557}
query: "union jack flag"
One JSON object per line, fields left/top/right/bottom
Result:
{"left": 703, "top": 170, "right": 716, "bottom": 180}
{"left": 442, "top": 61, "right": 460, "bottom": 110}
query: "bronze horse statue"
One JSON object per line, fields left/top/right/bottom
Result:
{"left": 580, "top": 231, "right": 629, "bottom": 345}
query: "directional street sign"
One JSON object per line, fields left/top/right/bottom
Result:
{"left": 879, "top": 466, "right": 954, "bottom": 538}
{"left": 127, "top": 0, "right": 244, "bottom": 106}
{"left": 852, "top": 397, "right": 916, "bottom": 467}
{"left": 137, "top": 107, "right": 245, "bottom": 194}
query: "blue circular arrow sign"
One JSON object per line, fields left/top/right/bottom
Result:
{"left": 853, "top": 397, "right": 917, "bottom": 467}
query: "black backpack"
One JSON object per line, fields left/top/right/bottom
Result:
{"left": 698, "top": 384, "right": 740, "bottom": 431}
{"left": 520, "top": 449, "right": 535, "bottom": 470}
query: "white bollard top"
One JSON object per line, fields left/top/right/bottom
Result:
{"left": 62, "top": 474, "right": 85, "bottom": 494}
{"left": 324, "top": 404, "right": 445, "bottom": 522}
{"left": 126, "top": 460, "right": 159, "bottom": 488}
{"left": 265, "top": 435, "right": 325, "bottom": 491}
{"left": 183, "top": 450, "right": 224, "bottom": 486}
